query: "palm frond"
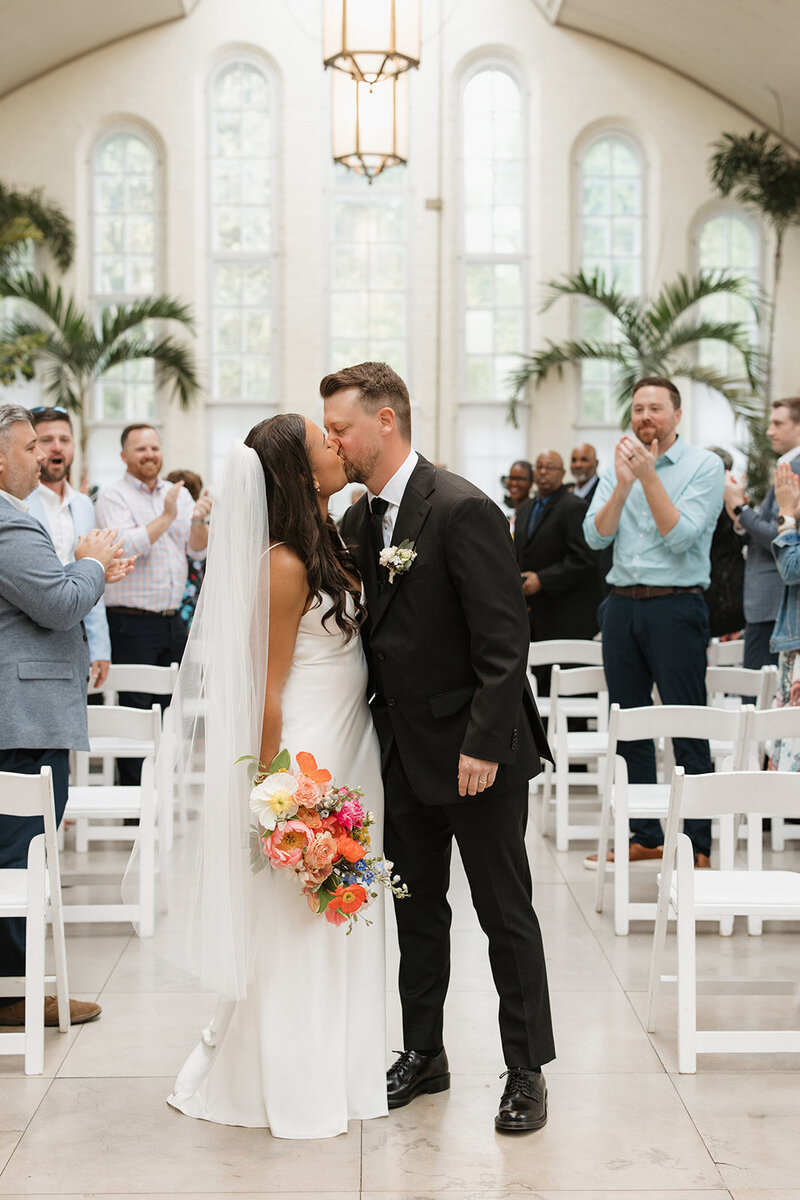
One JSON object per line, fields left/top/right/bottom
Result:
{"left": 709, "top": 131, "right": 800, "bottom": 229}
{"left": 541, "top": 269, "right": 633, "bottom": 322}
{"left": 102, "top": 333, "right": 202, "bottom": 409}
{"left": 100, "top": 295, "right": 196, "bottom": 343}
{"left": 507, "top": 338, "right": 630, "bottom": 427}
{"left": 646, "top": 271, "right": 759, "bottom": 336}
{"left": 0, "top": 182, "right": 74, "bottom": 272}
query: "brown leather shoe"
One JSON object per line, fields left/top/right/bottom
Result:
{"left": 0, "top": 997, "right": 101, "bottom": 1026}
{"left": 694, "top": 853, "right": 711, "bottom": 869}
{"left": 584, "top": 843, "right": 663, "bottom": 870}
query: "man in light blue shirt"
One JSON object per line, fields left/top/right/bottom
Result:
{"left": 582, "top": 377, "right": 724, "bottom": 869}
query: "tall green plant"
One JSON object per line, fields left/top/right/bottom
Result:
{"left": 709, "top": 131, "right": 800, "bottom": 400}
{"left": 0, "top": 272, "right": 201, "bottom": 464}
{"left": 508, "top": 268, "right": 764, "bottom": 432}
{"left": 0, "top": 181, "right": 74, "bottom": 275}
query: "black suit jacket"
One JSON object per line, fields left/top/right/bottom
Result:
{"left": 578, "top": 477, "right": 613, "bottom": 598}
{"left": 515, "top": 485, "right": 603, "bottom": 641}
{"left": 340, "top": 456, "right": 551, "bottom": 806}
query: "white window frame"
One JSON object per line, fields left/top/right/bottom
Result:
{"left": 206, "top": 51, "right": 279, "bottom": 452}
{"left": 574, "top": 126, "right": 646, "bottom": 430}
{"left": 457, "top": 57, "right": 529, "bottom": 501}
{"left": 88, "top": 122, "right": 163, "bottom": 431}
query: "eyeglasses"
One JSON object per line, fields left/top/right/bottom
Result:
{"left": 534, "top": 465, "right": 563, "bottom": 473}
{"left": 30, "top": 406, "right": 68, "bottom": 415}
{"left": 501, "top": 475, "right": 533, "bottom": 486}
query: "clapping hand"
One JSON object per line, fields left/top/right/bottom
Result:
{"left": 774, "top": 463, "right": 800, "bottom": 520}
{"left": 619, "top": 434, "right": 658, "bottom": 481}
{"left": 724, "top": 470, "right": 748, "bottom": 521}
{"left": 192, "top": 489, "right": 213, "bottom": 524}
{"left": 162, "top": 480, "right": 184, "bottom": 522}
{"left": 75, "top": 528, "right": 136, "bottom": 584}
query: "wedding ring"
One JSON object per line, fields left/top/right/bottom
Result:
{"left": 479, "top": 777, "right": 487, "bottom": 785}
{"left": 628, "top": 454, "right": 635, "bottom": 461}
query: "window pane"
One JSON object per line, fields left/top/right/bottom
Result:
{"left": 210, "top": 60, "right": 275, "bottom": 408}
{"left": 697, "top": 211, "right": 759, "bottom": 377}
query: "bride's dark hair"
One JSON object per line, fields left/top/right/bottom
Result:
{"left": 245, "top": 413, "right": 364, "bottom": 639}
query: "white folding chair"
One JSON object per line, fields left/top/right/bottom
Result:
{"left": 703, "top": 664, "right": 777, "bottom": 776}
{"left": 740, "top": 704, "right": 800, "bottom": 858}
{"left": 544, "top": 664, "right": 609, "bottom": 851}
{"left": 0, "top": 767, "right": 70, "bottom": 1074}
{"left": 527, "top": 638, "right": 603, "bottom": 721}
{"left": 647, "top": 768, "right": 800, "bottom": 1073}
{"left": 82, "top": 662, "right": 179, "bottom": 847}
{"left": 64, "top": 707, "right": 159, "bottom": 936}
{"left": 593, "top": 704, "right": 747, "bottom": 935}
{"left": 707, "top": 637, "right": 745, "bottom": 667}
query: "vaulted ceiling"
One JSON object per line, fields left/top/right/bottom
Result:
{"left": 0, "top": 0, "right": 201, "bottom": 100}
{"left": 535, "top": 0, "right": 799, "bottom": 150}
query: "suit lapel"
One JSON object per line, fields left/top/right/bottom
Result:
{"left": 345, "top": 494, "right": 379, "bottom": 609}
{"left": 369, "top": 457, "right": 435, "bottom": 631}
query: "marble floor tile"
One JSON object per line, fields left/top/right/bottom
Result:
{"left": 102, "top": 933, "right": 204, "bottom": 993}
{"left": 361, "top": 1073, "right": 722, "bottom": 1192}
{"left": 0, "top": 1194, "right": 360, "bottom": 1199}
{"left": 363, "top": 1193, "right": 730, "bottom": 1200}
{"left": 0, "top": 1078, "right": 362, "bottom": 1194}
{"left": 0, "top": 1078, "right": 51, "bottom": 1130}
{"left": 0, "top": 1133, "right": 22, "bottom": 1177}
{"left": 0, "top": 997, "right": 95, "bottom": 1080}
{"left": 57, "top": 991, "right": 216, "bottom": 1077}
{"left": 673, "top": 1072, "right": 800, "bottom": 1190}
{"left": 731, "top": 1193, "right": 800, "bottom": 1200}
{"left": 47, "top": 933, "right": 129, "bottom": 993}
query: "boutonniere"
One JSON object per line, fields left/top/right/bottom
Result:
{"left": 379, "top": 539, "right": 417, "bottom": 583}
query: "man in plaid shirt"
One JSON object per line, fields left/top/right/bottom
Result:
{"left": 95, "top": 423, "right": 212, "bottom": 784}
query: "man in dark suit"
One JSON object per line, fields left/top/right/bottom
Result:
{"left": 516, "top": 451, "right": 603, "bottom": 662}
{"left": 723, "top": 397, "right": 800, "bottom": 669}
{"left": 324, "top": 363, "right": 555, "bottom": 1134}
{"left": 570, "top": 442, "right": 613, "bottom": 599}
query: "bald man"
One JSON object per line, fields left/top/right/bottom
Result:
{"left": 570, "top": 443, "right": 600, "bottom": 502}
{"left": 515, "top": 451, "right": 602, "bottom": 666}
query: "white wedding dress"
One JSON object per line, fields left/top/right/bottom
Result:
{"left": 168, "top": 592, "right": 388, "bottom": 1138}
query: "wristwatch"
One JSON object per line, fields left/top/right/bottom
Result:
{"left": 776, "top": 514, "right": 797, "bottom": 529}
{"left": 732, "top": 504, "right": 748, "bottom": 517}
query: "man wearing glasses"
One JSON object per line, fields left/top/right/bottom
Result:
{"left": 25, "top": 407, "right": 111, "bottom": 688}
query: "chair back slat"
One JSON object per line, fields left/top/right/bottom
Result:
{"left": 528, "top": 639, "right": 603, "bottom": 668}
{"left": 90, "top": 662, "right": 179, "bottom": 698}
{"left": 708, "top": 637, "right": 745, "bottom": 667}
{"left": 0, "top": 767, "right": 54, "bottom": 820}
{"left": 550, "top": 664, "right": 607, "bottom": 697}
{"left": 745, "top": 704, "right": 800, "bottom": 747}
{"left": 86, "top": 704, "right": 161, "bottom": 743}
{"left": 670, "top": 767, "right": 800, "bottom": 822}
{"left": 705, "top": 664, "right": 777, "bottom": 709}
{"left": 611, "top": 703, "right": 746, "bottom": 746}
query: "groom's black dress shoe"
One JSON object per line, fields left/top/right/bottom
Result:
{"left": 387, "top": 1048, "right": 450, "bottom": 1108}
{"left": 494, "top": 1068, "right": 547, "bottom": 1133}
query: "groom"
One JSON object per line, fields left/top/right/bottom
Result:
{"left": 324, "top": 363, "right": 556, "bottom": 1133}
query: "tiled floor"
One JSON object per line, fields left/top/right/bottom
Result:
{"left": 2, "top": 820, "right": 800, "bottom": 1199}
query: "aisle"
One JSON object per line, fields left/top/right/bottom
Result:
{"left": 1, "top": 824, "right": 799, "bottom": 1198}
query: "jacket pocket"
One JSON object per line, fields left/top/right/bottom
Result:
{"left": 18, "top": 661, "right": 74, "bottom": 680}
{"left": 429, "top": 685, "right": 474, "bottom": 719}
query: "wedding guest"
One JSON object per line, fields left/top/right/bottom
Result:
{"left": 768, "top": 462, "right": 800, "bottom": 771}
{"left": 0, "top": 403, "right": 133, "bottom": 1026}
{"left": 724, "top": 397, "right": 800, "bottom": 670}
{"left": 502, "top": 460, "right": 534, "bottom": 537}
{"left": 165, "top": 469, "right": 207, "bottom": 629}
{"left": 26, "top": 407, "right": 111, "bottom": 687}
{"left": 95, "top": 425, "right": 212, "bottom": 783}
{"left": 582, "top": 377, "right": 724, "bottom": 870}
{"left": 704, "top": 446, "right": 745, "bottom": 638}
{"left": 570, "top": 443, "right": 600, "bottom": 501}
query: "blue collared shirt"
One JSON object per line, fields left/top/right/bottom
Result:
{"left": 583, "top": 436, "right": 724, "bottom": 588}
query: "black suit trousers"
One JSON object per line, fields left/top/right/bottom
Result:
{"left": 383, "top": 744, "right": 555, "bottom": 1069}
{"left": 0, "top": 747, "right": 69, "bottom": 1007}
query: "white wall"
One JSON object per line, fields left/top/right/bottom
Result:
{"left": 1, "top": 0, "right": 798, "bottom": 495}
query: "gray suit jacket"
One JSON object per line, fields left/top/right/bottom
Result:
{"left": 0, "top": 495, "right": 105, "bottom": 751}
{"left": 739, "top": 450, "right": 800, "bottom": 623}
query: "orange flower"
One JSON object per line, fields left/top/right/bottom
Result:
{"left": 336, "top": 833, "right": 364, "bottom": 863}
{"left": 296, "top": 805, "right": 322, "bottom": 830}
{"left": 328, "top": 883, "right": 367, "bottom": 915}
{"left": 295, "top": 751, "right": 332, "bottom": 786}
{"left": 324, "top": 905, "right": 348, "bottom": 926}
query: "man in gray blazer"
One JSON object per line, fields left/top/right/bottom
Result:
{"left": 724, "top": 398, "right": 800, "bottom": 669}
{"left": 0, "top": 404, "right": 133, "bottom": 1026}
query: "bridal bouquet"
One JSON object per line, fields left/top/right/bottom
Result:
{"left": 240, "top": 749, "right": 408, "bottom": 931}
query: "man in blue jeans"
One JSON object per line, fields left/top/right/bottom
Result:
{"left": 582, "top": 377, "right": 724, "bottom": 869}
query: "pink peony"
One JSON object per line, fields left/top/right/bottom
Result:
{"left": 295, "top": 774, "right": 323, "bottom": 805}
{"left": 324, "top": 905, "right": 348, "bottom": 926}
{"left": 264, "top": 820, "right": 313, "bottom": 869}
{"left": 303, "top": 830, "right": 337, "bottom": 874}
{"left": 337, "top": 798, "right": 364, "bottom": 830}
{"left": 320, "top": 814, "right": 344, "bottom": 839}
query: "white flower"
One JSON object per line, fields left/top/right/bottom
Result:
{"left": 249, "top": 771, "right": 299, "bottom": 832}
{"left": 379, "top": 540, "right": 417, "bottom": 583}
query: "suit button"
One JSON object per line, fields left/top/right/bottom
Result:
{"left": 376, "top": 651, "right": 385, "bottom": 661}
{"left": 83, "top": 634, "right": 88, "bottom": 643}
{"left": 387, "top": 697, "right": 396, "bottom": 708}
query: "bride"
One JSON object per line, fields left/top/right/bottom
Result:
{"left": 163, "top": 414, "right": 388, "bottom": 1139}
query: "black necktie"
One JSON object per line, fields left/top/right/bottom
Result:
{"left": 369, "top": 497, "right": 389, "bottom": 586}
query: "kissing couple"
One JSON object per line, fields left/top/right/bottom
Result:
{"left": 160, "top": 362, "right": 555, "bottom": 1139}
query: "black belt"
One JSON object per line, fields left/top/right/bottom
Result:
{"left": 611, "top": 585, "right": 703, "bottom": 600}
{"left": 106, "top": 606, "right": 178, "bottom": 618}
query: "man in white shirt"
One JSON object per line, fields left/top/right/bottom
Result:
{"left": 25, "top": 407, "right": 111, "bottom": 687}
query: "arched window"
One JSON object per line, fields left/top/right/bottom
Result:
{"left": 578, "top": 131, "right": 644, "bottom": 425}
{"left": 91, "top": 128, "right": 160, "bottom": 435}
{"left": 459, "top": 65, "right": 527, "bottom": 502}
{"left": 692, "top": 209, "right": 761, "bottom": 448}
{"left": 208, "top": 56, "right": 276, "bottom": 476}
{"left": 329, "top": 164, "right": 407, "bottom": 375}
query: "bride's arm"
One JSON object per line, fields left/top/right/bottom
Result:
{"left": 259, "top": 545, "right": 309, "bottom": 768}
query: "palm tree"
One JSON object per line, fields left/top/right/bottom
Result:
{"left": 0, "top": 181, "right": 74, "bottom": 275}
{"left": 709, "top": 131, "right": 800, "bottom": 399}
{"left": 0, "top": 272, "right": 201, "bottom": 464}
{"left": 508, "top": 268, "right": 765, "bottom": 433}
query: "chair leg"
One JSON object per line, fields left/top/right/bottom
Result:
{"left": 594, "top": 799, "right": 612, "bottom": 913}
{"left": 747, "top": 814, "right": 764, "bottom": 937}
{"left": 676, "top": 840, "right": 697, "bottom": 1074}
{"left": 24, "top": 844, "right": 46, "bottom": 1076}
{"left": 717, "top": 813, "right": 734, "bottom": 937}
{"left": 75, "top": 818, "right": 88, "bottom": 853}
{"left": 555, "top": 758, "right": 569, "bottom": 852}
{"left": 614, "top": 810, "right": 629, "bottom": 936}
{"left": 539, "top": 762, "right": 553, "bottom": 835}
{"left": 771, "top": 816, "right": 786, "bottom": 853}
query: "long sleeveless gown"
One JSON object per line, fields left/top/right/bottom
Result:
{"left": 167, "top": 589, "right": 388, "bottom": 1138}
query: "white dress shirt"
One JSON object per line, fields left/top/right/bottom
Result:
{"left": 367, "top": 449, "right": 419, "bottom": 547}
{"left": 573, "top": 474, "right": 598, "bottom": 500}
{"left": 37, "top": 480, "right": 77, "bottom": 564}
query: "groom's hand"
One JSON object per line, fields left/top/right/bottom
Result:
{"left": 458, "top": 754, "right": 498, "bottom": 797}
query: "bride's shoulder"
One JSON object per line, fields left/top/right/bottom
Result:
{"left": 269, "top": 542, "right": 306, "bottom": 583}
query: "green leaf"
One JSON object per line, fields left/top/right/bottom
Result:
{"left": 315, "top": 889, "right": 331, "bottom": 914}
{"left": 268, "top": 748, "right": 291, "bottom": 774}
